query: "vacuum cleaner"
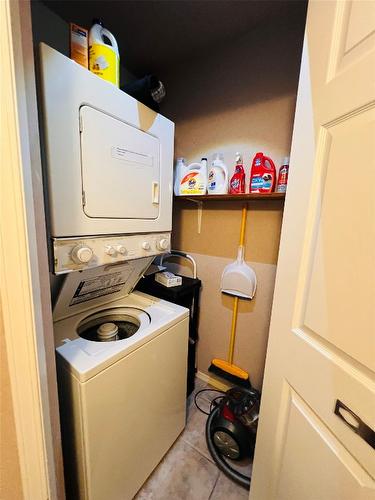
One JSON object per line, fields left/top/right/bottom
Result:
{"left": 205, "top": 386, "right": 260, "bottom": 490}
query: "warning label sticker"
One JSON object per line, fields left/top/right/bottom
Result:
{"left": 69, "top": 268, "right": 133, "bottom": 306}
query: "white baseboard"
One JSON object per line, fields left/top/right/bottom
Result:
{"left": 196, "top": 370, "right": 231, "bottom": 392}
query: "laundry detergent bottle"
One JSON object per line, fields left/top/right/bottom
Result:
{"left": 180, "top": 158, "right": 207, "bottom": 195}
{"left": 249, "top": 152, "right": 276, "bottom": 193}
{"left": 229, "top": 152, "right": 246, "bottom": 194}
{"left": 174, "top": 157, "right": 187, "bottom": 196}
{"left": 207, "top": 153, "right": 228, "bottom": 194}
{"left": 89, "top": 19, "right": 120, "bottom": 87}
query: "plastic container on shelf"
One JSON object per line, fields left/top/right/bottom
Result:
{"left": 229, "top": 152, "right": 246, "bottom": 194}
{"left": 249, "top": 152, "right": 276, "bottom": 194}
{"left": 207, "top": 153, "right": 229, "bottom": 194}
{"left": 174, "top": 157, "right": 187, "bottom": 196}
{"left": 180, "top": 158, "right": 208, "bottom": 195}
{"left": 276, "top": 157, "right": 290, "bottom": 193}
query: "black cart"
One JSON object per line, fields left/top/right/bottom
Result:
{"left": 136, "top": 252, "right": 201, "bottom": 397}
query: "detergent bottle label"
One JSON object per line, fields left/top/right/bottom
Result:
{"left": 89, "top": 44, "right": 119, "bottom": 86}
{"left": 207, "top": 169, "right": 216, "bottom": 191}
{"left": 180, "top": 171, "right": 205, "bottom": 194}
{"left": 251, "top": 175, "right": 263, "bottom": 191}
{"left": 251, "top": 174, "right": 273, "bottom": 192}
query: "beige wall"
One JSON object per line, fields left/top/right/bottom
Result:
{"left": 161, "top": 18, "right": 304, "bottom": 389}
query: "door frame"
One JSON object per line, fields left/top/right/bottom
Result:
{"left": 0, "top": 0, "right": 64, "bottom": 498}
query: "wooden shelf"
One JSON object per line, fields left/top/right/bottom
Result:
{"left": 174, "top": 193, "right": 285, "bottom": 201}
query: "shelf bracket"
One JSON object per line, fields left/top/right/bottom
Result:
{"left": 187, "top": 198, "right": 203, "bottom": 234}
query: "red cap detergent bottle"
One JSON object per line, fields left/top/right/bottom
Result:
{"left": 229, "top": 152, "right": 246, "bottom": 194}
{"left": 249, "top": 152, "right": 276, "bottom": 194}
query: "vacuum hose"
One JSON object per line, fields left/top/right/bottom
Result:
{"left": 205, "top": 406, "right": 251, "bottom": 490}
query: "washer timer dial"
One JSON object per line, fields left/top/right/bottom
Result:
{"left": 157, "top": 238, "right": 169, "bottom": 251}
{"left": 71, "top": 245, "right": 93, "bottom": 264}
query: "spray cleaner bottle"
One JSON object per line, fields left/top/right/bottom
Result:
{"left": 276, "top": 157, "right": 290, "bottom": 193}
{"left": 89, "top": 19, "right": 120, "bottom": 87}
{"left": 229, "top": 153, "right": 246, "bottom": 194}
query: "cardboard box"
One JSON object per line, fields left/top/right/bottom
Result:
{"left": 70, "top": 23, "right": 88, "bottom": 69}
{"left": 155, "top": 272, "right": 182, "bottom": 287}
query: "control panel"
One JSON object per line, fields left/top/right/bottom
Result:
{"left": 53, "top": 233, "right": 171, "bottom": 274}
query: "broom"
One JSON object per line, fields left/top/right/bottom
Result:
{"left": 209, "top": 205, "right": 257, "bottom": 388}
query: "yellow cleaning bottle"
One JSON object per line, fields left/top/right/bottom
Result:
{"left": 89, "top": 19, "right": 119, "bottom": 87}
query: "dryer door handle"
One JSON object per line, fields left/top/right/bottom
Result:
{"left": 152, "top": 182, "right": 160, "bottom": 204}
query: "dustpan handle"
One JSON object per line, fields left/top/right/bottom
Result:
{"left": 237, "top": 246, "right": 245, "bottom": 263}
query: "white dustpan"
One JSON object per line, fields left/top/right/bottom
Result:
{"left": 221, "top": 246, "right": 257, "bottom": 299}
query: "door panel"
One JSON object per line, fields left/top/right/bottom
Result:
{"left": 345, "top": 0, "right": 375, "bottom": 52}
{"left": 275, "top": 389, "right": 374, "bottom": 500}
{"left": 80, "top": 105, "right": 160, "bottom": 220}
{"left": 303, "top": 107, "right": 375, "bottom": 369}
{"left": 288, "top": 329, "right": 375, "bottom": 476}
{"left": 250, "top": 2, "right": 375, "bottom": 499}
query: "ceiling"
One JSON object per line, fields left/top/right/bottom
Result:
{"left": 43, "top": 0, "right": 307, "bottom": 77}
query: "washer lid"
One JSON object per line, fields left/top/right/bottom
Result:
{"left": 53, "top": 257, "right": 153, "bottom": 322}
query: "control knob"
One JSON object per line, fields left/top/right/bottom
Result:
{"left": 142, "top": 242, "right": 151, "bottom": 251}
{"left": 105, "top": 245, "right": 116, "bottom": 256}
{"left": 71, "top": 245, "right": 93, "bottom": 264}
{"left": 157, "top": 238, "right": 169, "bottom": 251}
{"left": 116, "top": 245, "right": 127, "bottom": 255}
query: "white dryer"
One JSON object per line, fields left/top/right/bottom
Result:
{"left": 39, "top": 43, "right": 175, "bottom": 274}
{"left": 53, "top": 258, "right": 189, "bottom": 500}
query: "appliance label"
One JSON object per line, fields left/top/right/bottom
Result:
{"left": 69, "top": 268, "right": 133, "bottom": 306}
{"left": 111, "top": 147, "right": 153, "bottom": 167}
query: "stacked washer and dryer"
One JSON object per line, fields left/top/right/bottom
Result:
{"left": 39, "top": 44, "right": 188, "bottom": 500}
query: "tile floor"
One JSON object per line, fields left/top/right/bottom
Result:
{"left": 135, "top": 378, "right": 252, "bottom": 500}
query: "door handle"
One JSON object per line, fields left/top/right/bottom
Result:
{"left": 152, "top": 182, "right": 159, "bottom": 204}
{"left": 334, "top": 399, "right": 375, "bottom": 449}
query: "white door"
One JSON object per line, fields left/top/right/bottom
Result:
{"left": 250, "top": 1, "right": 375, "bottom": 499}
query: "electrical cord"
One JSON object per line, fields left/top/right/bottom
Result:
{"left": 194, "top": 388, "right": 225, "bottom": 415}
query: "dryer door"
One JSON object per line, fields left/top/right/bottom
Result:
{"left": 80, "top": 105, "right": 160, "bottom": 220}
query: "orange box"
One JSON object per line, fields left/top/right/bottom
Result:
{"left": 70, "top": 23, "right": 88, "bottom": 69}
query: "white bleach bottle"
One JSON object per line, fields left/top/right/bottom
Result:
{"left": 207, "top": 153, "right": 229, "bottom": 194}
{"left": 174, "top": 157, "right": 187, "bottom": 196}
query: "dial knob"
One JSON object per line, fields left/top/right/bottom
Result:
{"left": 142, "top": 242, "right": 151, "bottom": 251}
{"left": 71, "top": 245, "right": 93, "bottom": 264}
{"left": 157, "top": 238, "right": 169, "bottom": 251}
{"left": 105, "top": 245, "right": 116, "bottom": 256}
{"left": 116, "top": 245, "right": 127, "bottom": 255}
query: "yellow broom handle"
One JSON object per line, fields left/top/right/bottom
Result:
{"left": 228, "top": 205, "right": 247, "bottom": 364}
{"left": 228, "top": 296, "right": 239, "bottom": 364}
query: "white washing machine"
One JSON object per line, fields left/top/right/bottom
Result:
{"left": 53, "top": 258, "right": 189, "bottom": 500}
